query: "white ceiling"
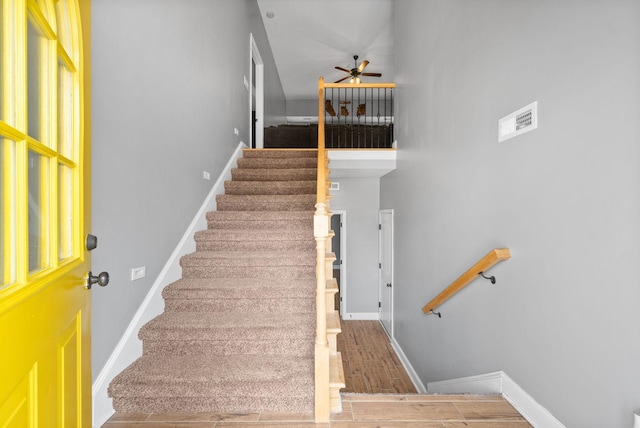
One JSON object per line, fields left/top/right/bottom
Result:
{"left": 256, "top": 0, "right": 394, "bottom": 101}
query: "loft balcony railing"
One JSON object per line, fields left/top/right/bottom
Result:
{"left": 322, "top": 82, "right": 395, "bottom": 149}
{"left": 265, "top": 80, "right": 395, "bottom": 149}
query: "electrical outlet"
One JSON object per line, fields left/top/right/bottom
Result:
{"left": 203, "top": 171, "right": 211, "bottom": 180}
{"left": 131, "top": 266, "right": 146, "bottom": 281}
{"left": 234, "top": 128, "right": 239, "bottom": 136}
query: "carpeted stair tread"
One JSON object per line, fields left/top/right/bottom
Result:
{"left": 179, "top": 251, "right": 315, "bottom": 279}
{"left": 108, "top": 354, "right": 314, "bottom": 413}
{"left": 110, "top": 395, "right": 313, "bottom": 415}
{"left": 161, "top": 278, "right": 314, "bottom": 309}
{"left": 162, "top": 295, "right": 314, "bottom": 313}
{"left": 180, "top": 250, "right": 315, "bottom": 267}
{"left": 237, "top": 157, "right": 317, "bottom": 169}
{"left": 216, "top": 194, "right": 316, "bottom": 211}
{"left": 224, "top": 180, "right": 315, "bottom": 195}
{"left": 162, "top": 277, "right": 314, "bottom": 299}
{"left": 231, "top": 167, "right": 317, "bottom": 181}
{"left": 194, "top": 228, "right": 313, "bottom": 243}
{"left": 196, "top": 238, "right": 314, "bottom": 252}
{"left": 242, "top": 149, "right": 317, "bottom": 159}
{"left": 206, "top": 210, "right": 313, "bottom": 230}
{"left": 140, "top": 312, "right": 315, "bottom": 341}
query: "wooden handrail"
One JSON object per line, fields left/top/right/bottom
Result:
{"left": 422, "top": 248, "right": 511, "bottom": 314}
{"left": 317, "top": 78, "right": 326, "bottom": 203}
{"left": 314, "top": 77, "right": 330, "bottom": 422}
{"left": 323, "top": 82, "right": 396, "bottom": 89}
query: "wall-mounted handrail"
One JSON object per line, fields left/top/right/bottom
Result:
{"left": 422, "top": 248, "right": 511, "bottom": 314}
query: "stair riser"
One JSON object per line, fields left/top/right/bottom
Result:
{"left": 111, "top": 395, "right": 313, "bottom": 414}
{"left": 195, "top": 240, "right": 315, "bottom": 252}
{"left": 195, "top": 229, "right": 313, "bottom": 241}
{"left": 216, "top": 198, "right": 316, "bottom": 212}
{"left": 207, "top": 219, "right": 313, "bottom": 230}
{"left": 224, "top": 181, "right": 316, "bottom": 195}
{"left": 181, "top": 266, "right": 315, "bottom": 279}
{"left": 162, "top": 283, "right": 314, "bottom": 301}
{"left": 180, "top": 253, "right": 315, "bottom": 268}
{"left": 216, "top": 203, "right": 316, "bottom": 211}
{"left": 162, "top": 298, "right": 315, "bottom": 313}
{"left": 142, "top": 339, "right": 314, "bottom": 358}
{"left": 242, "top": 149, "right": 317, "bottom": 159}
{"left": 237, "top": 158, "right": 317, "bottom": 169}
{"left": 231, "top": 169, "right": 317, "bottom": 181}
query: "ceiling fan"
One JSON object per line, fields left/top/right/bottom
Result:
{"left": 334, "top": 55, "right": 382, "bottom": 83}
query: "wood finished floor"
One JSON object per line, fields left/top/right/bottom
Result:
{"left": 337, "top": 320, "right": 417, "bottom": 394}
{"left": 103, "top": 321, "right": 531, "bottom": 427}
{"left": 103, "top": 394, "right": 531, "bottom": 427}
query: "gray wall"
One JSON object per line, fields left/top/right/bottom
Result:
{"left": 382, "top": 1, "right": 640, "bottom": 426}
{"left": 330, "top": 178, "right": 380, "bottom": 315}
{"left": 286, "top": 99, "right": 317, "bottom": 117}
{"left": 91, "top": 0, "right": 285, "bottom": 379}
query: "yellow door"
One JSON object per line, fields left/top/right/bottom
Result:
{"left": 0, "top": 0, "right": 93, "bottom": 426}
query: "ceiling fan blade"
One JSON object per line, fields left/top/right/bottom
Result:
{"left": 335, "top": 66, "right": 351, "bottom": 73}
{"left": 361, "top": 72, "right": 382, "bottom": 77}
{"left": 357, "top": 60, "right": 370, "bottom": 73}
{"left": 334, "top": 75, "right": 351, "bottom": 83}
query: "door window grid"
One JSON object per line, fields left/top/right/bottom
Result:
{"left": 1, "top": 0, "right": 80, "bottom": 289}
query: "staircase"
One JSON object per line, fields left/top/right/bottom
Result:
{"left": 108, "top": 149, "right": 336, "bottom": 415}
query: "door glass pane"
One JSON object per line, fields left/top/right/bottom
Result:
{"left": 1, "top": 138, "right": 16, "bottom": 287}
{"left": 55, "top": 0, "right": 72, "bottom": 59}
{"left": 58, "top": 164, "right": 72, "bottom": 261}
{"left": 28, "top": 150, "right": 49, "bottom": 273}
{"left": 58, "top": 61, "right": 73, "bottom": 159}
{"left": 0, "top": 137, "right": 16, "bottom": 288}
{"left": 27, "top": 19, "right": 43, "bottom": 142}
{"left": 35, "top": 0, "right": 55, "bottom": 32}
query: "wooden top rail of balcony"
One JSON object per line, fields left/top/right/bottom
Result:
{"left": 422, "top": 248, "right": 511, "bottom": 315}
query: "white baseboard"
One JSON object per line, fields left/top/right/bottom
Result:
{"left": 389, "top": 337, "right": 426, "bottom": 393}
{"left": 341, "top": 312, "right": 379, "bottom": 320}
{"left": 427, "top": 371, "right": 565, "bottom": 428}
{"left": 427, "top": 371, "right": 503, "bottom": 394}
{"left": 502, "top": 372, "right": 566, "bottom": 428}
{"left": 91, "top": 142, "right": 247, "bottom": 428}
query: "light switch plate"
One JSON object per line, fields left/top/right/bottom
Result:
{"left": 131, "top": 266, "right": 146, "bottom": 281}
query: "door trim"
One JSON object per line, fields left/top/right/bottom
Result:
{"left": 331, "top": 210, "right": 346, "bottom": 316}
{"left": 378, "top": 209, "right": 394, "bottom": 337}
{"left": 249, "top": 33, "right": 264, "bottom": 149}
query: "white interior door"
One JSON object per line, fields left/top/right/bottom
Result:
{"left": 379, "top": 210, "right": 393, "bottom": 336}
{"left": 249, "top": 34, "right": 264, "bottom": 149}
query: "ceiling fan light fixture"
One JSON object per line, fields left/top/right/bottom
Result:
{"left": 334, "top": 55, "right": 380, "bottom": 84}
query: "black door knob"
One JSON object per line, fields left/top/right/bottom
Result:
{"left": 86, "top": 271, "right": 109, "bottom": 289}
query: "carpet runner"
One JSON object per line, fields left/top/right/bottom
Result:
{"left": 108, "top": 149, "right": 318, "bottom": 414}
